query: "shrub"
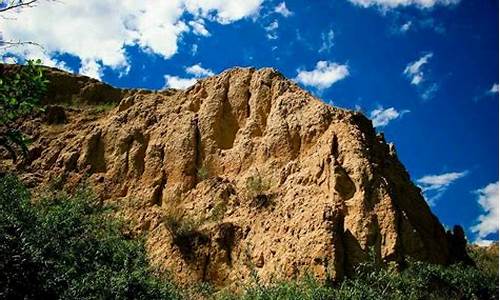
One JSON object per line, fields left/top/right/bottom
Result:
{"left": 225, "top": 248, "right": 498, "bottom": 300}
{"left": 468, "top": 243, "right": 499, "bottom": 278}
{"left": 0, "top": 60, "right": 48, "bottom": 161}
{"left": 245, "top": 173, "right": 271, "bottom": 208}
{"left": 197, "top": 165, "right": 209, "bottom": 181}
{"left": 209, "top": 199, "right": 228, "bottom": 222}
{"left": 164, "top": 209, "right": 208, "bottom": 260}
{"left": 164, "top": 212, "right": 203, "bottom": 240}
{"left": 0, "top": 175, "right": 181, "bottom": 300}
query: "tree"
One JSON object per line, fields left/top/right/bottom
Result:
{"left": 0, "top": 59, "right": 48, "bottom": 161}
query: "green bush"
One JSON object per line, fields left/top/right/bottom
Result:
{"left": 1, "top": 174, "right": 497, "bottom": 300}
{"left": 164, "top": 209, "right": 208, "bottom": 260}
{"left": 197, "top": 165, "right": 209, "bottom": 181}
{"left": 0, "top": 175, "right": 181, "bottom": 300}
{"left": 245, "top": 173, "right": 271, "bottom": 208}
{"left": 469, "top": 244, "right": 499, "bottom": 279}
{"left": 226, "top": 248, "right": 498, "bottom": 300}
{"left": 0, "top": 60, "right": 48, "bottom": 161}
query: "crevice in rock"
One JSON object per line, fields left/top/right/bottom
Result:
{"left": 217, "top": 78, "right": 239, "bottom": 150}
{"left": 130, "top": 133, "right": 149, "bottom": 178}
{"left": 331, "top": 134, "right": 339, "bottom": 159}
{"left": 193, "top": 115, "right": 204, "bottom": 180}
{"left": 151, "top": 170, "right": 167, "bottom": 206}
{"left": 216, "top": 223, "right": 238, "bottom": 266}
{"left": 80, "top": 130, "right": 106, "bottom": 173}
{"left": 332, "top": 162, "right": 355, "bottom": 200}
{"left": 201, "top": 252, "right": 211, "bottom": 282}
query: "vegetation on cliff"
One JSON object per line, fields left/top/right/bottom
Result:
{"left": 0, "top": 60, "right": 47, "bottom": 161}
{"left": 0, "top": 175, "right": 181, "bottom": 300}
{"left": 0, "top": 175, "right": 497, "bottom": 300}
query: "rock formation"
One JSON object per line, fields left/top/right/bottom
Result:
{"left": 0, "top": 64, "right": 468, "bottom": 287}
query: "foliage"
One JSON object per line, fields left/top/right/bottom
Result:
{"left": 226, "top": 248, "right": 498, "bottom": 300}
{"left": 197, "top": 165, "right": 209, "bottom": 181}
{"left": 0, "top": 59, "right": 48, "bottom": 161}
{"left": 468, "top": 244, "right": 499, "bottom": 279}
{"left": 164, "top": 208, "right": 208, "bottom": 259}
{"left": 0, "top": 175, "right": 181, "bottom": 300}
{"left": 245, "top": 173, "right": 271, "bottom": 208}
{"left": 209, "top": 199, "right": 228, "bottom": 222}
{"left": 0, "top": 175, "right": 497, "bottom": 299}
{"left": 164, "top": 211, "right": 203, "bottom": 241}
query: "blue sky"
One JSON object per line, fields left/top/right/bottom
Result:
{"left": 1, "top": 0, "right": 498, "bottom": 244}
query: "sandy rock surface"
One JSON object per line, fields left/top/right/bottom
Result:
{"left": 1, "top": 65, "right": 466, "bottom": 287}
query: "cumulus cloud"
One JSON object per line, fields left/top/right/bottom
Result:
{"left": 319, "top": 29, "right": 335, "bottom": 53}
{"left": 164, "top": 63, "right": 214, "bottom": 89}
{"left": 185, "top": 63, "right": 214, "bottom": 77}
{"left": 0, "top": 0, "right": 263, "bottom": 79}
{"left": 471, "top": 182, "right": 499, "bottom": 243}
{"left": 184, "top": 0, "right": 263, "bottom": 24}
{"left": 164, "top": 76, "right": 198, "bottom": 89}
{"left": 80, "top": 59, "right": 104, "bottom": 80}
{"left": 347, "top": 0, "right": 460, "bottom": 9}
{"left": 369, "top": 106, "right": 410, "bottom": 127}
{"left": 274, "top": 2, "right": 293, "bottom": 17}
{"left": 417, "top": 171, "right": 468, "bottom": 206}
{"left": 265, "top": 20, "right": 279, "bottom": 40}
{"left": 189, "top": 19, "right": 211, "bottom": 36}
{"left": 404, "top": 53, "right": 433, "bottom": 85}
{"left": 295, "top": 61, "right": 349, "bottom": 90}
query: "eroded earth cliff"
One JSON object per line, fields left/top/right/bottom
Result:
{"left": 0, "top": 64, "right": 468, "bottom": 287}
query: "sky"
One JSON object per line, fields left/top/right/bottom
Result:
{"left": 0, "top": 0, "right": 498, "bottom": 245}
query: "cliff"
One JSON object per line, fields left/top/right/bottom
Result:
{"left": 0, "top": 64, "right": 468, "bottom": 287}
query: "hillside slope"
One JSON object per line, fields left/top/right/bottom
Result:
{"left": 0, "top": 64, "right": 469, "bottom": 287}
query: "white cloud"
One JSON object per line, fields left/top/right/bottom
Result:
{"left": 79, "top": 59, "right": 104, "bottom": 80}
{"left": 347, "top": 0, "right": 460, "bottom": 9}
{"left": 274, "top": 2, "right": 293, "bottom": 17}
{"left": 183, "top": 0, "right": 263, "bottom": 24}
{"left": 404, "top": 53, "right": 433, "bottom": 86}
{"left": 164, "top": 63, "right": 214, "bottom": 89}
{"left": 2, "top": 45, "right": 73, "bottom": 74}
{"left": 295, "top": 61, "right": 349, "bottom": 90}
{"left": 265, "top": 20, "right": 279, "bottom": 40}
{"left": 369, "top": 106, "right": 410, "bottom": 127}
{"left": 164, "top": 75, "right": 198, "bottom": 89}
{"left": 185, "top": 63, "right": 214, "bottom": 77}
{"left": 189, "top": 19, "right": 211, "bottom": 36}
{"left": 471, "top": 181, "right": 499, "bottom": 241}
{"left": 417, "top": 171, "right": 468, "bottom": 206}
{"left": 400, "top": 21, "right": 412, "bottom": 32}
{"left": 418, "top": 171, "right": 468, "bottom": 191}
{"left": 319, "top": 29, "right": 334, "bottom": 53}
{"left": 473, "top": 239, "right": 496, "bottom": 246}
{"left": 488, "top": 83, "right": 499, "bottom": 94}
{"left": 0, "top": 0, "right": 263, "bottom": 79}
{"left": 191, "top": 44, "right": 199, "bottom": 56}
